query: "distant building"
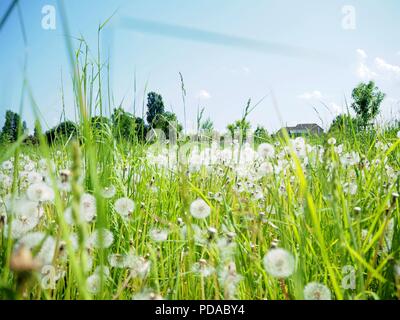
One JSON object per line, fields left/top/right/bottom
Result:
{"left": 277, "top": 123, "right": 324, "bottom": 137}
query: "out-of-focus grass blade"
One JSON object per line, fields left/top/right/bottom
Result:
{"left": 345, "top": 243, "right": 386, "bottom": 283}
{"left": 0, "top": 133, "right": 27, "bottom": 163}
{"left": 0, "top": 0, "right": 18, "bottom": 31}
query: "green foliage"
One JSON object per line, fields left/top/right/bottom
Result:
{"left": 351, "top": 81, "right": 385, "bottom": 128}
{"left": 152, "top": 111, "right": 182, "bottom": 139}
{"left": 111, "top": 107, "right": 147, "bottom": 142}
{"left": 200, "top": 117, "right": 214, "bottom": 133}
{"left": 227, "top": 119, "right": 251, "bottom": 139}
{"left": 45, "top": 121, "right": 78, "bottom": 144}
{"left": 146, "top": 92, "right": 165, "bottom": 126}
{"left": 145, "top": 92, "right": 182, "bottom": 139}
{"left": 254, "top": 125, "right": 269, "bottom": 143}
{"left": 0, "top": 110, "right": 26, "bottom": 143}
{"left": 329, "top": 114, "right": 360, "bottom": 134}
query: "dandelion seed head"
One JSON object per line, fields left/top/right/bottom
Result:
{"left": 88, "top": 228, "right": 114, "bottom": 249}
{"left": 258, "top": 143, "right": 275, "bottom": 159}
{"left": 114, "top": 197, "right": 135, "bottom": 217}
{"left": 149, "top": 228, "right": 169, "bottom": 242}
{"left": 263, "top": 248, "right": 295, "bottom": 278}
{"left": 303, "top": 282, "right": 331, "bottom": 300}
{"left": 190, "top": 198, "right": 210, "bottom": 219}
{"left": 101, "top": 185, "right": 116, "bottom": 198}
{"left": 327, "top": 137, "right": 336, "bottom": 145}
{"left": 26, "top": 182, "right": 54, "bottom": 202}
{"left": 80, "top": 193, "right": 97, "bottom": 222}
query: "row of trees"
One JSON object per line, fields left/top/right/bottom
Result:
{"left": 329, "top": 81, "right": 385, "bottom": 134}
{"left": 0, "top": 91, "right": 183, "bottom": 145}
{"left": 0, "top": 81, "right": 389, "bottom": 145}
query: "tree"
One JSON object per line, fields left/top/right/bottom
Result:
{"left": 45, "top": 121, "right": 78, "bottom": 144}
{"left": 152, "top": 111, "right": 182, "bottom": 139}
{"left": 200, "top": 118, "right": 214, "bottom": 133}
{"left": 146, "top": 92, "right": 165, "bottom": 126}
{"left": 111, "top": 107, "right": 147, "bottom": 142}
{"left": 329, "top": 114, "right": 355, "bottom": 133}
{"left": 254, "top": 125, "right": 269, "bottom": 143}
{"left": 351, "top": 81, "right": 385, "bottom": 128}
{"left": 0, "top": 110, "right": 26, "bottom": 143}
{"left": 227, "top": 119, "right": 251, "bottom": 140}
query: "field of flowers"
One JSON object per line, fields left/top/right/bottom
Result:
{"left": 0, "top": 129, "right": 399, "bottom": 300}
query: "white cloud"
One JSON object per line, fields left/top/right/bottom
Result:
{"left": 356, "top": 49, "right": 367, "bottom": 60}
{"left": 356, "top": 63, "right": 377, "bottom": 80}
{"left": 196, "top": 89, "right": 211, "bottom": 100}
{"left": 375, "top": 57, "right": 400, "bottom": 77}
{"left": 329, "top": 102, "right": 344, "bottom": 116}
{"left": 298, "top": 90, "right": 323, "bottom": 100}
{"left": 356, "top": 49, "right": 377, "bottom": 80}
{"left": 242, "top": 66, "right": 250, "bottom": 74}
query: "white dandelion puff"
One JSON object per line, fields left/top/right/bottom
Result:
{"left": 190, "top": 198, "right": 211, "bottom": 219}
{"left": 2, "top": 160, "right": 13, "bottom": 171}
{"left": 327, "top": 137, "right": 336, "bottom": 145}
{"left": 80, "top": 193, "right": 97, "bottom": 222}
{"left": 258, "top": 143, "right": 275, "bottom": 159}
{"left": 101, "top": 185, "right": 116, "bottom": 199}
{"left": 26, "top": 182, "right": 54, "bottom": 202}
{"left": 149, "top": 228, "right": 169, "bottom": 242}
{"left": 87, "top": 228, "right": 114, "bottom": 249}
{"left": 303, "top": 282, "right": 332, "bottom": 300}
{"left": 114, "top": 197, "right": 135, "bottom": 218}
{"left": 263, "top": 248, "right": 295, "bottom": 278}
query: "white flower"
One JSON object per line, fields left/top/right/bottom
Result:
{"left": 126, "top": 255, "right": 151, "bottom": 278}
{"left": 218, "top": 261, "right": 242, "bottom": 299}
{"left": 327, "top": 137, "right": 336, "bottom": 145}
{"left": 149, "top": 228, "right": 169, "bottom": 242}
{"left": 263, "top": 248, "right": 295, "bottom": 278}
{"left": 258, "top": 143, "right": 275, "bottom": 159}
{"left": 109, "top": 253, "right": 129, "bottom": 268}
{"left": 334, "top": 144, "right": 343, "bottom": 154}
{"left": 26, "top": 172, "right": 43, "bottom": 185}
{"left": 64, "top": 196, "right": 97, "bottom": 224}
{"left": 340, "top": 152, "right": 360, "bottom": 166}
{"left": 257, "top": 162, "right": 274, "bottom": 177}
{"left": 24, "top": 161, "right": 35, "bottom": 172}
{"left": 190, "top": 198, "right": 211, "bottom": 219}
{"left": 5, "top": 200, "right": 41, "bottom": 238}
{"left": 216, "top": 237, "right": 236, "bottom": 261}
{"left": 26, "top": 182, "right": 54, "bottom": 202}
{"left": 16, "top": 232, "right": 46, "bottom": 250}
{"left": 101, "top": 185, "right": 116, "bottom": 199}
{"left": 303, "top": 282, "right": 331, "bottom": 300}
{"left": 86, "top": 273, "right": 101, "bottom": 294}
{"left": 80, "top": 193, "right": 97, "bottom": 222}
{"left": 15, "top": 232, "right": 56, "bottom": 265}
{"left": 2, "top": 160, "right": 13, "bottom": 171}
{"left": 133, "top": 289, "right": 163, "bottom": 300}
{"left": 36, "top": 236, "right": 56, "bottom": 265}
{"left": 180, "top": 224, "right": 207, "bottom": 244}
{"left": 114, "top": 197, "right": 135, "bottom": 217}
{"left": 87, "top": 228, "right": 114, "bottom": 249}
{"left": 0, "top": 173, "right": 12, "bottom": 189}
{"left": 397, "top": 130, "right": 400, "bottom": 139}
{"left": 192, "top": 260, "right": 215, "bottom": 277}
{"left": 343, "top": 182, "right": 357, "bottom": 195}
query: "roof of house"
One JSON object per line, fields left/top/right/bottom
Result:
{"left": 278, "top": 123, "right": 324, "bottom": 132}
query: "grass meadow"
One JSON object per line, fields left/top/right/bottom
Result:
{"left": 0, "top": 5, "right": 400, "bottom": 301}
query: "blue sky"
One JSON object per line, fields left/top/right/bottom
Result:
{"left": 0, "top": 0, "right": 399, "bottom": 133}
